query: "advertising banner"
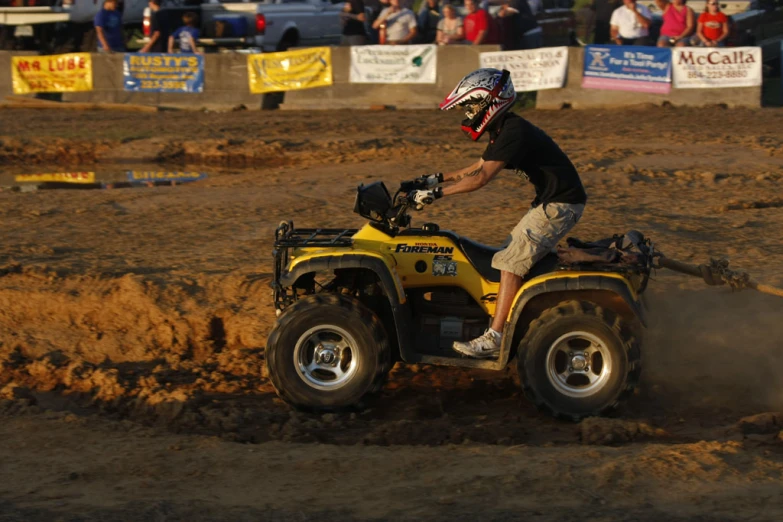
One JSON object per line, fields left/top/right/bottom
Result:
{"left": 126, "top": 171, "right": 207, "bottom": 184}
{"left": 672, "top": 47, "right": 762, "bottom": 89}
{"left": 350, "top": 44, "right": 437, "bottom": 84}
{"left": 15, "top": 172, "right": 95, "bottom": 184}
{"left": 247, "top": 47, "right": 332, "bottom": 94}
{"left": 582, "top": 45, "right": 671, "bottom": 94}
{"left": 479, "top": 47, "right": 568, "bottom": 92}
{"left": 124, "top": 54, "right": 204, "bottom": 93}
{"left": 11, "top": 53, "right": 93, "bottom": 94}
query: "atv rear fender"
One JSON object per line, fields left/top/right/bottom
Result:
{"left": 501, "top": 274, "right": 646, "bottom": 365}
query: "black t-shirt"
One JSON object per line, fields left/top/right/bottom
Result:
{"left": 482, "top": 113, "right": 587, "bottom": 207}
{"left": 343, "top": 0, "right": 367, "bottom": 36}
{"left": 149, "top": 9, "right": 166, "bottom": 53}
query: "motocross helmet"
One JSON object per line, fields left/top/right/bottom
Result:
{"left": 439, "top": 68, "right": 516, "bottom": 141}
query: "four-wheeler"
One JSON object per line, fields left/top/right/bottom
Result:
{"left": 267, "top": 177, "right": 657, "bottom": 421}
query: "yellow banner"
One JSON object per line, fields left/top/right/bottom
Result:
{"left": 15, "top": 172, "right": 95, "bottom": 184}
{"left": 11, "top": 53, "right": 93, "bottom": 94}
{"left": 247, "top": 47, "right": 332, "bottom": 94}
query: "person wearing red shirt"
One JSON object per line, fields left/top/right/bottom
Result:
{"left": 463, "top": 0, "right": 499, "bottom": 45}
{"left": 694, "top": 0, "right": 729, "bottom": 46}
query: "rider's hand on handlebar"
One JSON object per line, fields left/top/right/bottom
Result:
{"left": 420, "top": 173, "right": 444, "bottom": 188}
{"left": 410, "top": 187, "right": 443, "bottom": 210}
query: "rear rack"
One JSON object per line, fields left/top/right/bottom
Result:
{"left": 272, "top": 221, "right": 358, "bottom": 312}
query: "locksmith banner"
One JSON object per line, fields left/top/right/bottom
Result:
{"left": 672, "top": 47, "right": 762, "bottom": 89}
{"left": 124, "top": 54, "right": 204, "bottom": 93}
{"left": 479, "top": 47, "right": 568, "bottom": 92}
{"left": 11, "top": 53, "right": 93, "bottom": 94}
{"left": 582, "top": 45, "right": 671, "bottom": 94}
{"left": 350, "top": 44, "right": 437, "bottom": 84}
{"left": 247, "top": 47, "right": 332, "bottom": 94}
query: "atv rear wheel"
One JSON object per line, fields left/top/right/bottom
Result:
{"left": 266, "top": 294, "right": 390, "bottom": 411}
{"left": 517, "top": 300, "right": 641, "bottom": 421}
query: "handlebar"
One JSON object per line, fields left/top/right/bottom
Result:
{"left": 399, "top": 177, "right": 429, "bottom": 193}
{"left": 388, "top": 176, "right": 430, "bottom": 228}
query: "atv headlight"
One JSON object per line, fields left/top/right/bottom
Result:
{"left": 354, "top": 181, "right": 393, "bottom": 223}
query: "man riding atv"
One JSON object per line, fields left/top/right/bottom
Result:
{"left": 410, "top": 68, "right": 588, "bottom": 359}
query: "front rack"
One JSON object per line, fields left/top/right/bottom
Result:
{"left": 274, "top": 221, "right": 358, "bottom": 248}
{"left": 272, "top": 221, "right": 358, "bottom": 312}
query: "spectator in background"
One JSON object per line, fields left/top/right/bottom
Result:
{"left": 693, "top": 0, "right": 729, "bottom": 46}
{"left": 417, "top": 0, "right": 441, "bottom": 44}
{"left": 493, "top": 0, "right": 541, "bottom": 49}
{"left": 341, "top": 0, "right": 367, "bottom": 45}
{"left": 436, "top": 4, "right": 464, "bottom": 45}
{"left": 168, "top": 12, "right": 200, "bottom": 54}
{"left": 139, "top": 0, "right": 164, "bottom": 53}
{"left": 656, "top": 0, "right": 694, "bottom": 47}
{"left": 464, "top": 0, "right": 499, "bottom": 45}
{"left": 593, "top": 0, "right": 621, "bottom": 44}
{"left": 94, "top": 0, "right": 125, "bottom": 53}
{"left": 368, "top": 0, "right": 391, "bottom": 43}
{"left": 372, "top": 0, "right": 417, "bottom": 45}
{"left": 610, "top": 0, "right": 651, "bottom": 45}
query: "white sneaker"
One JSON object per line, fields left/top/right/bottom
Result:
{"left": 453, "top": 329, "right": 501, "bottom": 359}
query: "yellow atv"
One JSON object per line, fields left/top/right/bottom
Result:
{"left": 267, "top": 178, "right": 653, "bottom": 420}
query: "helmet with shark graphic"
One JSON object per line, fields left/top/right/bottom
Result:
{"left": 439, "top": 68, "right": 516, "bottom": 142}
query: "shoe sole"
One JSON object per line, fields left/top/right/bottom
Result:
{"left": 452, "top": 344, "right": 500, "bottom": 359}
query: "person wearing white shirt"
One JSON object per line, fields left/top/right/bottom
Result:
{"left": 610, "top": 0, "right": 652, "bottom": 45}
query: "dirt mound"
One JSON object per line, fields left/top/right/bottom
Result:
{"left": 580, "top": 417, "right": 668, "bottom": 445}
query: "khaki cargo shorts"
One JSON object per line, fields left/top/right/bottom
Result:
{"left": 492, "top": 202, "right": 585, "bottom": 277}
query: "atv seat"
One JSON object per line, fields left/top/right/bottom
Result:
{"left": 458, "top": 236, "right": 560, "bottom": 283}
{"left": 458, "top": 236, "right": 510, "bottom": 283}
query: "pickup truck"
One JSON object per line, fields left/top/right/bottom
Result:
{"left": 0, "top": 0, "right": 147, "bottom": 51}
{"left": 146, "top": 0, "right": 353, "bottom": 53}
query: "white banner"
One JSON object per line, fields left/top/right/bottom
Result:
{"left": 350, "top": 45, "right": 437, "bottom": 84}
{"left": 479, "top": 47, "right": 568, "bottom": 92}
{"left": 672, "top": 47, "right": 762, "bottom": 89}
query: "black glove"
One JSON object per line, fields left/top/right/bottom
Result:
{"left": 420, "top": 173, "right": 444, "bottom": 188}
{"left": 410, "top": 187, "right": 443, "bottom": 209}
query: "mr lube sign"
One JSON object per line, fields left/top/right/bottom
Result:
{"left": 11, "top": 53, "right": 93, "bottom": 94}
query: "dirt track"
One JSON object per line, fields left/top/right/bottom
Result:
{"left": 2, "top": 106, "right": 783, "bottom": 520}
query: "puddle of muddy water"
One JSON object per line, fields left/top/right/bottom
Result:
{"left": 0, "top": 168, "right": 208, "bottom": 192}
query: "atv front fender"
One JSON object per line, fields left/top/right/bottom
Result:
{"left": 281, "top": 252, "right": 405, "bottom": 304}
{"left": 280, "top": 252, "right": 416, "bottom": 361}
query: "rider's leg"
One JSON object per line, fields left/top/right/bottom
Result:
{"left": 453, "top": 203, "right": 585, "bottom": 359}
{"left": 490, "top": 270, "right": 523, "bottom": 333}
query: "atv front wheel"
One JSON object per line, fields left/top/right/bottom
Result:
{"left": 266, "top": 294, "right": 390, "bottom": 411}
{"left": 517, "top": 300, "right": 641, "bottom": 421}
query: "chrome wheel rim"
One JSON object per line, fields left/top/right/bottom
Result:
{"left": 294, "top": 325, "right": 359, "bottom": 391}
{"left": 545, "top": 331, "right": 613, "bottom": 398}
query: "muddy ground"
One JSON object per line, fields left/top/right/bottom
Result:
{"left": 1, "top": 106, "right": 783, "bottom": 521}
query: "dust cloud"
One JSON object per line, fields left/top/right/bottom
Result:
{"left": 642, "top": 286, "right": 783, "bottom": 412}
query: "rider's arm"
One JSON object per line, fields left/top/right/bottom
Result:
{"left": 441, "top": 159, "right": 505, "bottom": 197}
{"left": 442, "top": 160, "right": 482, "bottom": 183}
